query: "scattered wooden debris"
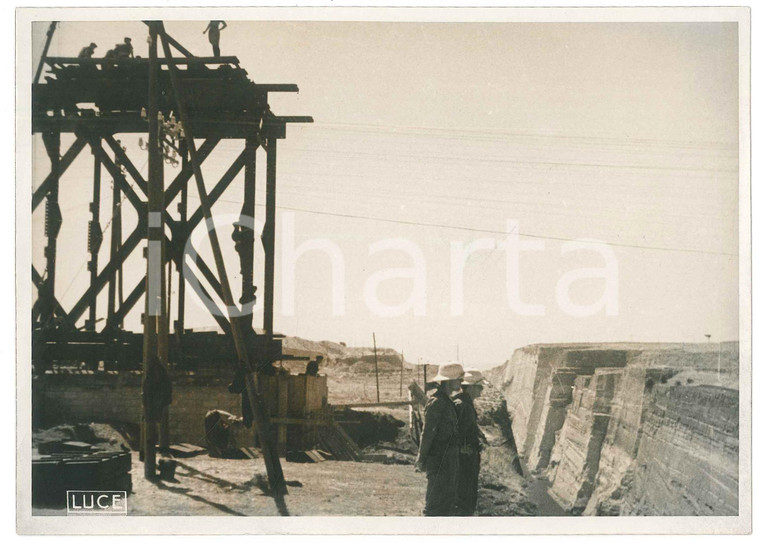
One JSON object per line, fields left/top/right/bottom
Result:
{"left": 304, "top": 450, "right": 326, "bottom": 463}
{"left": 238, "top": 447, "right": 258, "bottom": 459}
{"left": 286, "top": 449, "right": 326, "bottom": 463}
{"left": 168, "top": 443, "right": 206, "bottom": 458}
{"left": 361, "top": 453, "right": 390, "bottom": 463}
{"left": 332, "top": 400, "right": 412, "bottom": 410}
{"left": 317, "top": 422, "right": 363, "bottom": 461}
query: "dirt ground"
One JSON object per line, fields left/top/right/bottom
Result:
{"left": 33, "top": 366, "right": 560, "bottom": 517}
{"left": 34, "top": 452, "right": 427, "bottom": 516}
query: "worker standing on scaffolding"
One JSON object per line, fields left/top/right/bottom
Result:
{"left": 203, "top": 21, "right": 228, "bottom": 57}
{"left": 114, "top": 37, "right": 134, "bottom": 58}
{"left": 78, "top": 42, "right": 97, "bottom": 58}
{"left": 104, "top": 37, "right": 133, "bottom": 68}
{"left": 454, "top": 369, "right": 489, "bottom": 515}
{"left": 415, "top": 362, "right": 464, "bottom": 516}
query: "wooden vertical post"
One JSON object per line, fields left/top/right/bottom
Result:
{"left": 166, "top": 260, "right": 172, "bottom": 334}
{"left": 138, "top": 420, "right": 145, "bottom": 462}
{"left": 373, "top": 333, "right": 380, "bottom": 402}
{"left": 41, "top": 130, "right": 61, "bottom": 325}
{"left": 142, "top": 21, "right": 162, "bottom": 479}
{"left": 277, "top": 373, "right": 288, "bottom": 457}
{"left": 159, "top": 406, "right": 170, "bottom": 455}
{"left": 264, "top": 138, "right": 277, "bottom": 337}
{"left": 176, "top": 140, "right": 188, "bottom": 333}
{"left": 34, "top": 22, "right": 57, "bottom": 85}
{"left": 158, "top": 154, "right": 170, "bottom": 455}
{"left": 239, "top": 136, "right": 257, "bottom": 332}
{"left": 86, "top": 151, "right": 102, "bottom": 332}
{"left": 107, "top": 159, "right": 122, "bottom": 326}
{"left": 400, "top": 350, "right": 404, "bottom": 397}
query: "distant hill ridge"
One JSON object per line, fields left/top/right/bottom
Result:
{"left": 282, "top": 335, "right": 404, "bottom": 367}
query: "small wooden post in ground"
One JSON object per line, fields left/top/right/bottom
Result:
{"left": 373, "top": 333, "right": 380, "bottom": 402}
{"left": 400, "top": 350, "right": 404, "bottom": 397}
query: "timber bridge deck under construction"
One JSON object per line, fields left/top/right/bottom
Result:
{"left": 32, "top": 21, "right": 313, "bottom": 495}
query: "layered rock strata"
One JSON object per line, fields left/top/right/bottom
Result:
{"left": 497, "top": 342, "right": 739, "bottom": 516}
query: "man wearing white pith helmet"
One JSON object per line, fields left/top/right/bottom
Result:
{"left": 454, "top": 369, "right": 489, "bottom": 515}
{"left": 415, "top": 362, "right": 464, "bottom": 516}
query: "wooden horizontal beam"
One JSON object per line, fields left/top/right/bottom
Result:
{"left": 270, "top": 417, "right": 331, "bottom": 426}
{"left": 269, "top": 116, "right": 314, "bottom": 124}
{"left": 46, "top": 56, "right": 239, "bottom": 66}
{"left": 32, "top": 116, "right": 307, "bottom": 138}
{"left": 331, "top": 401, "right": 412, "bottom": 409}
{"left": 253, "top": 84, "right": 299, "bottom": 93}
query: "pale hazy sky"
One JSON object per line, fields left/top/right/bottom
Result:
{"left": 31, "top": 20, "right": 740, "bottom": 367}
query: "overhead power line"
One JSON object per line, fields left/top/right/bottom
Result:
{"left": 242, "top": 200, "right": 737, "bottom": 257}
{"left": 311, "top": 121, "right": 737, "bottom": 152}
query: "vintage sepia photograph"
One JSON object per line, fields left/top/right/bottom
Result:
{"left": 16, "top": 6, "right": 751, "bottom": 535}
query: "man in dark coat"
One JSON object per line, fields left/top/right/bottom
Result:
{"left": 453, "top": 369, "right": 489, "bottom": 515}
{"left": 415, "top": 362, "right": 464, "bottom": 516}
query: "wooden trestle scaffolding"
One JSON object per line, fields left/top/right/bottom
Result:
{"left": 31, "top": 21, "right": 312, "bottom": 501}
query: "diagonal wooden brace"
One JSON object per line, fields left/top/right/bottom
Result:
{"left": 159, "top": 24, "right": 287, "bottom": 500}
{"left": 104, "top": 135, "right": 149, "bottom": 197}
{"left": 32, "top": 136, "right": 87, "bottom": 211}
{"left": 65, "top": 226, "right": 144, "bottom": 326}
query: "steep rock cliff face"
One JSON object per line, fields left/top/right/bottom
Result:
{"left": 547, "top": 370, "right": 619, "bottom": 513}
{"left": 495, "top": 342, "right": 739, "bottom": 516}
{"left": 582, "top": 366, "right": 649, "bottom": 515}
{"left": 614, "top": 384, "right": 738, "bottom": 515}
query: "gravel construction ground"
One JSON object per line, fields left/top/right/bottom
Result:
{"left": 34, "top": 452, "right": 426, "bottom": 516}
{"left": 32, "top": 356, "right": 557, "bottom": 517}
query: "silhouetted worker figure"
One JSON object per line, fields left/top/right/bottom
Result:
{"left": 415, "top": 362, "right": 464, "bottom": 516}
{"left": 453, "top": 369, "right": 489, "bottom": 516}
{"left": 78, "top": 42, "right": 97, "bottom": 58}
{"left": 203, "top": 21, "right": 227, "bottom": 57}
{"left": 305, "top": 355, "right": 323, "bottom": 376}
{"left": 204, "top": 409, "right": 243, "bottom": 458}
{"left": 114, "top": 37, "right": 134, "bottom": 59}
{"left": 104, "top": 37, "right": 134, "bottom": 67}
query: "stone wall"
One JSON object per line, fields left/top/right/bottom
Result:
{"left": 582, "top": 366, "right": 649, "bottom": 515}
{"left": 32, "top": 370, "right": 256, "bottom": 446}
{"left": 525, "top": 369, "right": 575, "bottom": 472}
{"left": 497, "top": 342, "right": 740, "bottom": 516}
{"left": 502, "top": 345, "right": 626, "bottom": 473}
{"left": 616, "top": 384, "right": 739, "bottom": 515}
{"left": 501, "top": 345, "right": 581, "bottom": 469}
